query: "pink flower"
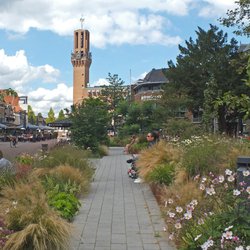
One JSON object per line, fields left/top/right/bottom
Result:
{"left": 169, "top": 233, "right": 174, "bottom": 240}
{"left": 184, "top": 212, "right": 192, "bottom": 220}
{"left": 222, "top": 231, "right": 233, "bottom": 239}
{"left": 246, "top": 186, "right": 250, "bottom": 194}
{"left": 168, "top": 212, "right": 176, "bottom": 218}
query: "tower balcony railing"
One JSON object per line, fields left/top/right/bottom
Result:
{"left": 71, "top": 52, "right": 92, "bottom": 61}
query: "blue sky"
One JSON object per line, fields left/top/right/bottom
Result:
{"left": 0, "top": 0, "right": 248, "bottom": 116}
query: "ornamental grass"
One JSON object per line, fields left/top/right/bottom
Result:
{"left": 0, "top": 181, "right": 71, "bottom": 250}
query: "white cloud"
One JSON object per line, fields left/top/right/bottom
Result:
{"left": 91, "top": 78, "right": 109, "bottom": 87}
{"left": 0, "top": 49, "right": 60, "bottom": 91}
{"left": 198, "top": 0, "right": 236, "bottom": 18}
{"left": 0, "top": 0, "right": 233, "bottom": 48}
{"left": 27, "top": 83, "right": 73, "bottom": 116}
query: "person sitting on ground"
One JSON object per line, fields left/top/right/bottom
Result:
{"left": 0, "top": 150, "right": 15, "bottom": 175}
{"left": 146, "top": 131, "right": 158, "bottom": 148}
{"left": 133, "top": 131, "right": 159, "bottom": 184}
{"left": 124, "top": 134, "right": 137, "bottom": 154}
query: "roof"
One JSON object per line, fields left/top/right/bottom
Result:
{"left": 144, "top": 68, "right": 168, "bottom": 83}
{"left": 47, "top": 119, "right": 73, "bottom": 127}
{"left": 133, "top": 68, "right": 168, "bottom": 90}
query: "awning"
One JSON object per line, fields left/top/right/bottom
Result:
{"left": 0, "top": 123, "right": 7, "bottom": 129}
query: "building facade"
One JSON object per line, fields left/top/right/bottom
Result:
{"left": 71, "top": 28, "right": 92, "bottom": 104}
{"left": 133, "top": 68, "right": 168, "bottom": 102}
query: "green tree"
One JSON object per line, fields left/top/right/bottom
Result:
{"left": 101, "top": 73, "right": 127, "bottom": 133}
{"left": 57, "top": 109, "right": 65, "bottom": 121}
{"left": 165, "top": 24, "right": 249, "bottom": 134}
{"left": 46, "top": 107, "right": 56, "bottom": 124}
{"left": 219, "top": 0, "right": 250, "bottom": 37}
{"left": 27, "top": 105, "right": 36, "bottom": 124}
{"left": 70, "top": 98, "right": 109, "bottom": 151}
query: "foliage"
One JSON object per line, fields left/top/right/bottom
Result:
{"left": 117, "top": 101, "right": 164, "bottom": 136}
{"left": 48, "top": 192, "right": 80, "bottom": 221}
{"left": 0, "top": 217, "right": 14, "bottom": 248}
{"left": 219, "top": 0, "right": 250, "bottom": 37}
{"left": 46, "top": 107, "right": 56, "bottom": 124}
{"left": 165, "top": 24, "right": 249, "bottom": 134}
{"left": 57, "top": 109, "right": 65, "bottom": 121}
{"left": 70, "top": 98, "right": 110, "bottom": 151}
{"left": 128, "top": 142, "right": 148, "bottom": 154}
{"left": 164, "top": 118, "right": 204, "bottom": 139}
{"left": 146, "top": 163, "right": 175, "bottom": 185}
{"left": 27, "top": 105, "right": 36, "bottom": 125}
{"left": 136, "top": 140, "right": 182, "bottom": 179}
{"left": 165, "top": 170, "right": 250, "bottom": 249}
{"left": 15, "top": 153, "right": 34, "bottom": 166}
{"left": 0, "top": 181, "right": 71, "bottom": 250}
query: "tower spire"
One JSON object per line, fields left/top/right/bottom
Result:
{"left": 80, "top": 16, "right": 84, "bottom": 29}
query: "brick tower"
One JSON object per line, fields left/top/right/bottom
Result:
{"left": 71, "top": 23, "right": 92, "bottom": 105}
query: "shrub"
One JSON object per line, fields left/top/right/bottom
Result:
{"left": 15, "top": 153, "right": 34, "bottom": 166}
{"left": 164, "top": 170, "right": 250, "bottom": 249}
{"left": 0, "top": 181, "right": 71, "bottom": 250}
{"left": 48, "top": 192, "right": 81, "bottom": 221}
{"left": 0, "top": 217, "right": 14, "bottom": 249}
{"left": 136, "top": 140, "right": 182, "bottom": 179}
{"left": 146, "top": 163, "right": 175, "bottom": 185}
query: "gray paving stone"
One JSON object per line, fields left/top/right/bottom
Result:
{"left": 69, "top": 147, "right": 176, "bottom": 250}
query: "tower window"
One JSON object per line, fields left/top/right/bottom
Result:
{"left": 81, "top": 32, "right": 84, "bottom": 48}
{"left": 75, "top": 32, "right": 78, "bottom": 49}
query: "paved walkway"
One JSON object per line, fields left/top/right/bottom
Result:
{"left": 70, "top": 147, "right": 176, "bottom": 250}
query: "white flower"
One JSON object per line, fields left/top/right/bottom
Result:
{"left": 233, "top": 189, "right": 241, "bottom": 196}
{"left": 228, "top": 175, "right": 235, "bottom": 182}
{"left": 224, "top": 225, "right": 233, "bottom": 231}
{"left": 169, "top": 233, "right": 174, "bottom": 240}
{"left": 168, "top": 212, "right": 176, "bottom": 218}
{"left": 206, "top": 187, "right": 216, "bottom": 195}
{"left": 243, "top": 170, "right": 250, "bottom": 177}
{"left": 218, "top": 175, "right": 225, "bottom": 183}
{"left": 184, "top": 212, "right": 192, "bottom": 220}
{"left": 246, "top": 246, "right": 250, "bottom": 250}
{"left": 200, "top": 184, "right": 206, "bottom": 190}
{"left": 235, "top": 246, "right": 244, "bottom": 250}
{"left": 201, "top": 177, "right": 207, "bottom": 183}
{"left": 175, "top": 222, "right": 182, "bottom": 229}
{"left": 246, "top": 186, "right": 250, "bottom": 194}
{"left": 12, "top": 201, "right": 18, "bottom": 206}
{"left": 223, "top": 231, "right": 233, "bottom": 239}
{"left": 176, "top": 206, "right": 183, "bottom": 213}
{"left": 163, "top": 226, "right": 167, "bottom": 232}
{"left": 201, "top": 239, "right": 214, "bottom": 250}
{"left": 5, "top": 208, "right": 10, "bottom": 214}
{"left": 190, "top": 199, "right": 198, "bottom": 206}
{"left": 225, "top": 169, "right": 233, "bottom": 175}
{"left": 168, "top": 198, "right": 174, "bottom": 204}
{"left": 194, "top": 234, "right": 202, "bottom": 241}
{"left": 198, "top": 218, "right": 205, "bottom": 225}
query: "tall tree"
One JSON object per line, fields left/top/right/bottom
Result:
{"left": 46, "top": 107, "right": 55, "bottom": 124}
{"left": 27, "top": 105, "right": 36, "bottom": 124}
{"left": 165, "top": 24, "right": 249, "bottom": 134}
{"left": 70, "top": 98, "right": 109, "bottom": 151}
{"left": 101, "top": 73, "right": 127, "bottom": 133}
{"left": 219, "top": 0, "right": 250, "bottom": 37}
{"left": 57, "top": 109, "right": 65, "bottom": 121}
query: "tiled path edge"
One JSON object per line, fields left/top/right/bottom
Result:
{"left": 70, "top": 147, "right": 176, "bottom": 250}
